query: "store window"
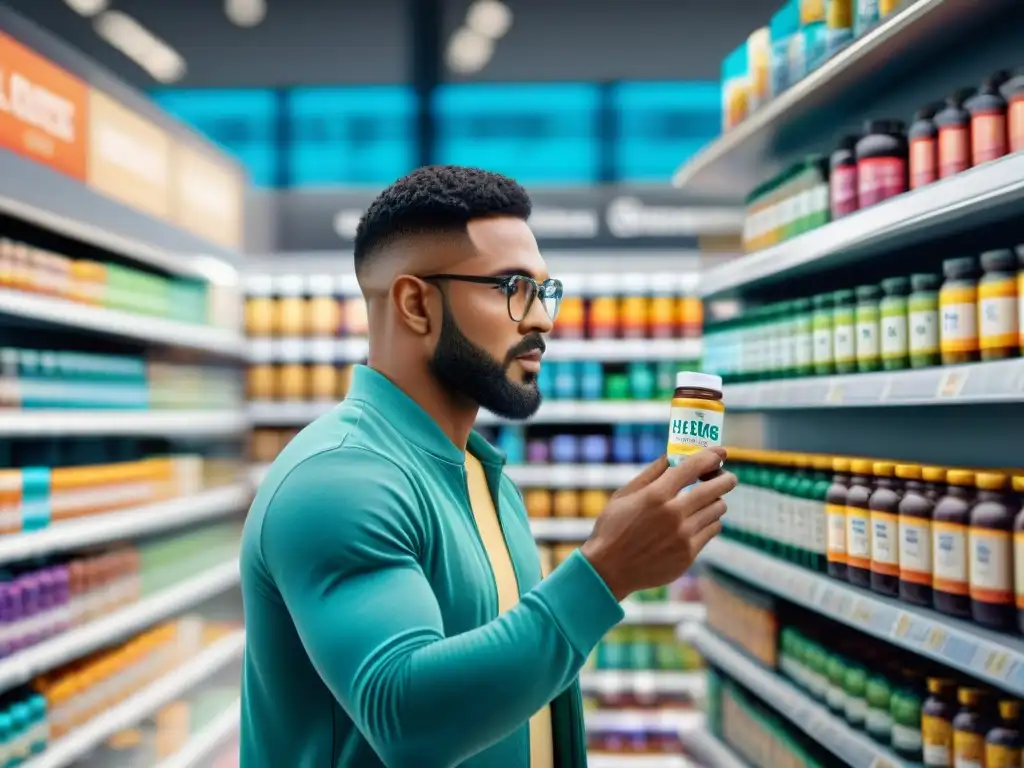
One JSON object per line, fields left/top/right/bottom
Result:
{"left": 434, "top": 82, "right": 600, "bottom": 185}
{"left": 285, "top": 86, "right": 416, "bottom": 186}
{"left": 613, "top": 81, "right": 720, "bottom": 182}
{"left": 151, "top": 88, "right": 278, "bottom": 187}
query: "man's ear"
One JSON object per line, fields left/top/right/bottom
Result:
{"left": 391, "top": 275, "right": 434, "bottom": 336}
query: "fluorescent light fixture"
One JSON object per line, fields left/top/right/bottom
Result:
{"left": 446, "top": 26, "right": 493, "bottom": 74}
{"left": 63, "top": 0, "right": 109, "bottom": 17}
{"left": 466, "top": 0, "right": 513, "bottom": 39}
{"left": 225, "top": 0, "right": 267, "bottom": 27}
{"left": 94, "top": 10, "right": 187, "bottom": 83}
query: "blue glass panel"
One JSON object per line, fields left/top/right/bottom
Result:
{"left": 435, "top": 83, "right": 599, "bottom": 184}
{"left": 286, "top": 86, "right": 416, "bottom": 186}
{"left": 613, "top": 81, "right": 720, "bottom": 182}
{"left": 151, "top": 89, "right": 277, "bottom": 187}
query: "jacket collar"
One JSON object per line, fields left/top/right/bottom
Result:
{"left": 346, "top": 365, "right": 506, "bottom": 469}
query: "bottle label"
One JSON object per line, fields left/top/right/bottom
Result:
{"left": 972, "top": 112, "right": 1008, "bottom": 164}
{"left": 1015, "top": 531, "right": 1024, "bottom": 609}
{"left": 1011, "top": 99, "right": 1024, "bottom": 153}
{"left": 856, "top": 307, "right": 880, "bottom": 362}
{"left": 940, "top": 287, "right": 978, "bottom": 351}
{"left": 858, "top": 156, "right": 907, "bottom": 207}
{"left": 922, "top": 714, "right": 952, "bottom": 766}
{"left": 826, "top": 684, "right": 848, "bottom": 711}
{"left": 870, "top": 510, "right": 899, "bottom": 574}
{"left": 846, "top": 507, "right": 870, "bottom": 568}
{"left": 881, "top": 312, "right": 908, "bottom": 359}
{"left": 909, "top": 306, "right": 940, "bottom": 355}
{"left": 834, "top": 312, "right": 856, "bottom": 364}
{"left": 830, "top": 165, "right": 858, "bottom": 217}
{"left": 933, "top": 522, "right": 969, "bottom": 595}
{"left": 795, "top": 328, "right": 814, "bottom": 368}
{"left": 827, "top": 503, "right": 847, "bottom": 563}
{"left": 813, "top": 323, "right": 833, "bottom": 365}
{"left": 1019, "top": 271, "right": 1024, "bottom": 347}
{"left": 811, "top": 501, "right": 828, "bottom": 555}
{"left": 910, "top": 136, "right": 937, "bottom": 189}
{"left": 954, "top": 730, "right": 985, "bottom": 767}
{"left": 969, "top": 528, "right": 1013, "bottom": 605}
{"left": 939, "top": 126, "right": 970, "bottom": 178}
{"left": 892, "top": 723, "right": 923, "bottom": 751}
{"left": 986, "top": 743, "right": 1022, "bottom": 768}
{"left": 666, "top": 403, "right": 723, "bottom": 465}
{"left": 865, "top": 706, "right": 893, "bottom": 739}
{"left": 845, "top": 696, "right": 867, "bottom": 725}
{"left": 979, "top": 278, "right": 1018, "bottom": 350}
{"left": 899, "top": 518, "right": 933, "bottom": 584}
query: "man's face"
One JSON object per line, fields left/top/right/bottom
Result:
{"left": 427, "top": 217, "right": 554, "bottom": 420}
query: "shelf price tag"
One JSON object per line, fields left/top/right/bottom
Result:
{"left": 925, "top": 627, "right": 947, "bottom": 653}
{"left": 869, "top": 758, "right": 900, "bottom": 768}
{"left": 937, "top": 369, "right": 969, "bottom": 399}
{"left": 826, "top": 381, "right": 844, "bottom": 404}
{"left": 982, "top": 650, "right": 1010, "bottom": 677}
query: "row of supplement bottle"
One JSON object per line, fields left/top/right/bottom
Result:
{"left": 702, "top": 249, "right": 1024, "bottom": 383}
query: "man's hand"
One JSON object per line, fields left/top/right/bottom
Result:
{"left": 580, "top": 448, "right": 734, "bottom": 601}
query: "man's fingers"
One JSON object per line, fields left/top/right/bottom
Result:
{"left": 647, "top": 449, "right": 725, "bottom": 499}
{"left": 687, "top": 518, "right": 724, "bottom": 555}
{"left": 613, "top": 455, "right": 669, "bottom": 498}
{"left": 683, "top": 498, "right": 727, "bottom": 533}
{"left": 669, "top": 471, "right": 738, "bottom": 515}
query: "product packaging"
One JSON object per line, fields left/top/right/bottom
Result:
{"left": 966, "top": 75, "right": 1009, "bottom": 166}
{"left": 748, "top": 26, "right": 772, "bottom": 112}
{"left": 1000, "top": 68, "right": 1024, "bottom": 152}
{"left": 825, "top": 0, "right": 853, "bottom": 56}
{"left": 909, "top": 104, "right": 939, "bottom": 190}
{"left": 770, "top": 1, "right": 800, "bottom": 98}
{"left": 722, "top": 45, "right": 751, "bottom": 131}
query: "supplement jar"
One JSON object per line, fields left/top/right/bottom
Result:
{"left": 856, "top": 120, "right": 908, "bottom": 208}
{"left": 933, "top": 470, "right": 976, "bottom": 618}
{"left": 908, "top": 273, "right": 941, "bottom": 368}
{"left": 969, "top": 472, "right": 1017, "bottom": 631}
{"left": 936, "top": 92, "right": 971, "bottom": 179}
{"left": 832, "top": 289, "right": 856, "bottom": 375}
{"left": 896, "top": 463, "right": 934, "bottom": 607}
{"left": 812, "top": 293, "right": 835, "bottom": 376}
{"left": 880, "top": 277, "right": 910, "bottom": 371}
{"left": 245, "top": 275, "right": 275, "bottom": 338}
{"left": 978, "top": 248, "right": 1019, "bottom": 361}
{"left": 792, "top": 297, "right": 814, "bottom": 377}
{"left": 854, "top": 284, "right": 881, "bottom": 373}
{"left": 909, "top": 104, "right": 939, "bottom": 190}
{"left": 1002, "top": 68, "right": 1024, "bottom": 153}
{"left": 830, "top": 135, "right": 860, "bottom": 219}
{"left": 966, "top": 77, "right": 1008, "bottom": 166}
{"left": 940, "top": 257, "right": 980, "bottom": 365}
{"left": 666, "top": 372, "right": 724, "bottom": 468}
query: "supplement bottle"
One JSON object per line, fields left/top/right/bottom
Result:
{"left": 845, "top": 459, "right": 875, "bottom": 588}
{"left": 553, "top": 274, "right": 585, "bottom": 340}
{"left": 666, "top": 372, "right": 724, "bottom": 468}
{"left": 865, "top": 666, "right": 895, "bottom": 744}
{"left": 985, "top": 699, "right": 1022, "bottom": 768}
{"left": 1018, "top": 245, "right": 1024, "bottom": 356}
{"left": 936, "top": 92, "right": 972, "bottom": 179}
{"left": 245, "top": 275, "right": 275, "bottom": 337}
{"left": 897, "top": 464, "right": 938, "bottom": 607}
{"left": 856, "top": 120, "right": 908, "bottom": 208}
{"left": 307, "top": 275, "right": 339, "bottom": 337}
{"left": 648, "top": 273, "right": 676, "bottom": 340}
{"left": 932, "top": 470, "right": 976, "bottom": 618}
{"left": 969, "top": 472, "right": 1017, "bottom": 630}
{"left": 891, "top": 669, "right": 925, "bottom": 763}
{"left": 923, "top": 677, "right": 957, "bottom": 768}
{"left": 978, "top": 249, "right": 1019, "bottom": 361}
{"left": 812, "top": 293, "right": 835, "bottom": 376}
{"left": 832, "top": 289, "right": 857, "bottom": 375}
{"left": 588, "top": 274, "right": 621, "bottom": 340}
{"left": 826, "top": 457, "right": 851, "bottom": 581}
{"left": 940, "top": 257, "right": 980, "bottom": 365}
{"left": 1014, "top": 475, "right": 1024, "bottom": 634}
{"left": 869, "top": 461, "right": 902, "bottom": 597}
{"left": 620, "top": 273, "right": 651, "bottom": 340}
{"left": 966, "top": 77, "right": 1009, "bottom": 166}
{"left": 909, "top": 273, "right": 942, "bottom": 368}
{"left": 1003, "top": 68, "right": 1024, "bottom": 152}
{"left": 792, "top": 298, "right": 815, "bottom": 377}
{"left": 953, "top": 688, "right": 992, "bottom": 768}
{"left": 274, "top": 275, "right": 308, "bottom": 338}
{"left": 909, "top": 104, "right": 940, "bottom": 190}
{"left": 854, "top": 284, "right": 881, "bottom": 373}
{"left": 843, "top": 655, "right": 869, "bottom": 729}
{"left": 880, "top": 277, "right": 910, "bottom": 370}
{"left": 830, "top": 135, "right": 860, "bottom": 218}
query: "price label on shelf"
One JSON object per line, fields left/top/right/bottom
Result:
{"left": 936, "top": 369, "right": 969, "bottom": 399}
{"left": 869, "top": 757, "right": 900, "bottom": 768}
{"left": 983, "top": 650, "right": 1010, "bottom": 676}
{"left": 825, "top": 381, "right": 845, "bottom": 405}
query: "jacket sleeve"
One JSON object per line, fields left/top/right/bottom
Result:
{"left": 260, "top": 447, "right": 623, "bottom": 768}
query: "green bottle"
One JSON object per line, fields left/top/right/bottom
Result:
{"left": 854, "top": 284, "right": 882, "bottom": 373}
{"left": 812, "top": 294, "right": 835, "bottom": 375}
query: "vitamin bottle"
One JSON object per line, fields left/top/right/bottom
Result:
{"left": 953, "top": 688, "right": 992, "bottom": 768}
{"left": 830, "top": 135, "right": 860, "bottom": 218}
{"left": 244, "top": 275, "right": 275, "bottom": 337}
{"left": 909, "top": 104, "right": 939, "bottom": 190}
{"left": 978, "top": 249, "right": 1019, "bottom": 361}
{"left": 587, "top": 274, "right": 620, "bottom": 340}
{"left": 620, "top": 273, "right": 651, "bottom": 340}
{"left": 891, "top": 668, "right": 925, "bottom": 763}
{"left": 826, "top": 458, "right": 851, "bottom": 581}
{"left": 936, "top": 92, "right": 971, "bottom": 179}
{"left": 306, "top": 275, "right": 339, "bottom": 337}
{"left": 832, "top": 290, "right": 856, "bottom": 375}
{"left": 869, "top": 461, "right": 902, "bottom": 597}
{"left": 665, "top": 372, "right": 724, "bottom": 469}
{"left": 985, "top": 699, "right": 1022, "bottom": 768}
{"left": 969, "top": 472, "right": 1017, "bottom": 631}
{"left": 845, "top": 459, "right": 875, "bottom": 588}
{"left": 966, "top": 77, "right": 1009, "bottom": 166}
{"left": 812, "top": 293, "right": 835, "bottom": 376}
{"left": 648, "top": 273, "right": 675, "bottom": 340}
{"left": 909, "top": 273, "right": 941, "bottom": 368}
{"left": 880, "top": 277, "right": 910, "bottom": 370}
{"left": 865, "top": 666, "right": 896, "bottom": 744}
{"left": 554, "top": 274, "right": 585, "bottom": 340}
{"left": 932, "top": 470, "right": 976, "bottom": 618}
{"left": 792, "top": 298, "right": 814, "bottom": 377}
{"left": 1003, "top": 69, "right": 1024, "bottom": 152}
{"left": 274, "top": 275, "right": 308, "bottom": 338}
{"left": 854, "top": 284, "right": 881, "bottom": 373}
{"left": 897, "top": 464, "right": 938, "bottom": 607}
{"left": 922, "top": 677, "right": 957, "bottom": 768}
{"left": 856, "top": 120, "right": 908, "bottom": 208}
{"left": 1018, "top": 245, "right": 1024, "bottom": 356}
{"left": 1014, "top": 475, "right": 1024, "bottom": 634}
{"left": 940, "top": 257, "right": 980, "bottom": 365}
{"left": 844, "top": 655, "right": 869, "bottom": 729}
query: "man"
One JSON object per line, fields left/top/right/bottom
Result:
{"left": 239, "top": 166, "right": 734, "bottom": 768}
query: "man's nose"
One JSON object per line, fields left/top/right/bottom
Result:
{"left": 521, "top": 293, "right": 554, "bottom": 335}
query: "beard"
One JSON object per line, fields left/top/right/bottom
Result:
{"left": 428, "top": 301, "right": 544, "bottom": 420}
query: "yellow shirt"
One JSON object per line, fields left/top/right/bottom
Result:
{"left": 465, "top": 453, "right": 554, "bottom": 768}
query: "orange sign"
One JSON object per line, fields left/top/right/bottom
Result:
{"left": 0, "top": 32, "right": 87, "bottom": 180}
{"left": 170, "top": 142, "right": 244, "bottom": 250}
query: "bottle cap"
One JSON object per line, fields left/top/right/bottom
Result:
{"left": 895, "top": 464, "right": 921, "bottom": 480}
{"left": 999, "top": 699, "right": 1021, "bottom": 721}
{"left": 812, "top": 455, "right": 833, "bottom": 472}
{"left": 922, "top": 466, "right": 948, "bottom": 483}
{"left": 855, "top": 284, "right": 882, "bottom": 301}
{"left": 926, "top": 677, "right": 954, "bottom": 695}
{"left": 958, "top": 687, "right": 985, "bottom": 706}
{"left": 813, "top": 293, "right": 834, "bottom": 308}
{"left": 980, "top": 248, "right": 1016, "bottom": 273}
{"left": 910, "top": 273, "right": 941, "bottom": 292}
{"left": 832, "top": 289, "right": 854, "bottom": 304}
{"left": 976, "top": 472, "right": 1007, "bottom": 491}
{"left": 873, "top": 462, "right": 896, "bottom": 477}
{"left": 832, "top": 457, "right": 852, "bottom": 473}
{"left": 674, "top": 371, "right": 723, "bottom": 393}
{"left": 880, "top": 276, "right": 910, "bottom": 295}
{"left": 1013, "top": 475, "right": 1024, "bottom": 493}
{"left": 851, "top": 459, "right": 875, "bottom": 475}
{"left": 942, "top": 256, "right": 978, "bottom": 280}
{"left": 947, "top": 469, "right": 976, "bottom": 487}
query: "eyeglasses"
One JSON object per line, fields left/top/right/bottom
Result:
{"left": 422, "top": 274, "right": 563, "bottom": 323}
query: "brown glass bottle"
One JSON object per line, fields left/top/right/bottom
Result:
{"left": 870, "top": 462, "right": 903, "bottom": 596}
{"left": 933, "top": 470, "right": 976, "bottom": 618}
{"left": 1013, "top": 475, "right": 1024, "bottom": 634}
{"left": 953, "top": 688, "right": 993, "bottom": 768}
{"left": 969, "top": 472, "right": 1018, "bottom": 630}
{"left": 846, "top": 459, "right": 875, "bottom": 588}
{"left": 897, "top": 464, "right": 935, "bottom": 607}
{"left": 986, "top": 699, "right": 1023, "bottom": 768}
{"left": 922, "top": 677, "right": 957, "bottom": 768}
{"left": 826, "top": 457, "right": 852, "bottom": 581}
{"left": 922, "top": 465, "right": 947, "bottom": 501}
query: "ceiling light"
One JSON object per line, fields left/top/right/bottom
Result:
{"left": 63, "top": 0, "right": 109, "bottom": 17}
{"left": 466, "top": 0, "right": 512, "bottom": 39}
{"left": 225, "top": 0, "right": 267, "bottom": 27}
{"left": 446, "top": 26, "right": 493, "bottom": 74}
{"left": 94, "top": 11, "right": 187, "bottom": 83}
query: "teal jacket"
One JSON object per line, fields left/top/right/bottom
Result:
{"left": 239, "top": 365, "right": 624, "bottom": 767}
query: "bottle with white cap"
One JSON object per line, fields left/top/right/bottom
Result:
{"left": 666, "top": 371, "right": 725, "bottom": 468}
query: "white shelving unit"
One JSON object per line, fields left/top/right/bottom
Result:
{"left": 589, "top": 755, "right": 694, "bottom": 768}
{"left": 156, "top": 699, "right": 241, "bottom": 768}
{"left": 24, "top": 631, "right": 245, "bottom": 768}
{"left": 623, "top": 602, "right": 705, "bottom": 626}
{"left": 678, "top": 728, "right": 750, "bottom": 768}
{"left": 508, "top": 464, "right": 645, "bottom": 488}
{"left": 529, "top": 518, "right": 594, "bottom": 541}
{"left": 0, "top": 410, "right": 249, "bottom": 437}
{"left": 586, "top": 708, "right": 703, "bottom": 733}
{"left": 580, "top": 670, "right": 706, "bottom": 698}
{"left": 684, "top": 624, "right": 914, "bottom": 768}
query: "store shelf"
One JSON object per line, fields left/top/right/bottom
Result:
{"left": 586, "top": 708, "right": 703, "bottom": 733}
{"left": 684, "top": 624, "right": 914, "bottom": 768}
{"left": 529, "top": 518, "right": 594, "bottom": 541}
{"left": 0, "top": 485, "right": 248, "bottom": 566}
{"left": 250, "top": 400, "right": 668, "bottom": 427}
{"left": 156, "top": 699, "right": 241, "bottom": 768}
{"left": 726, "top": 358, "right": 1024, "bottom": 410}
{"left": 0, "top": 409, "right": 249, "bottom": 437}
{"left": 0, "top": 558, "right": 239, "bottom": 693}
{"left": 0, "top": 288, "right": 246, "bottom": 356}
{"left": 24, "top": 631, "right": 245, "bottom": 768}
{"left": 678, "top": 729, "right": 750, "bottom": 768}
{"left": 580, "top": 670, "right": 706, "bottom": 697}
{"left": 622, "top": 602, "right": 706, "bottom": 626}
{"left": 698, "top": 152, "right": 1024, "bottom": 298}
{"left": 671, "top": 0, "right": 1012, "bottom": 201}
{"left": 248, "top": 337, "right": 368, "bottom": 363}
{"left": 703, "top": 538, "right": 1024, "bottom": 697}
{"left": 508, "top": 464, "right": 645, "bottom": 488}
{"left": 588, "top": 755, "right": 693, "bottom": 768}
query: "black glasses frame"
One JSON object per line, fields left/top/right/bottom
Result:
{"left": 421, "top": 273, "right": 563, "bottom": 322}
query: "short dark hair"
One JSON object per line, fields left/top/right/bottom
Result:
{"left": 353, "top": 165, "right": 532, "bottom": 272}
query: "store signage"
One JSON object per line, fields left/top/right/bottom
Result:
{"left": 170, "top": 142, "right": 245, "bottom": 250}
{"left": 87, "top": 89, "right": 171, "bottom": 220}
{"left": 0, "top": 32, "right": 87, "bottom": 180}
